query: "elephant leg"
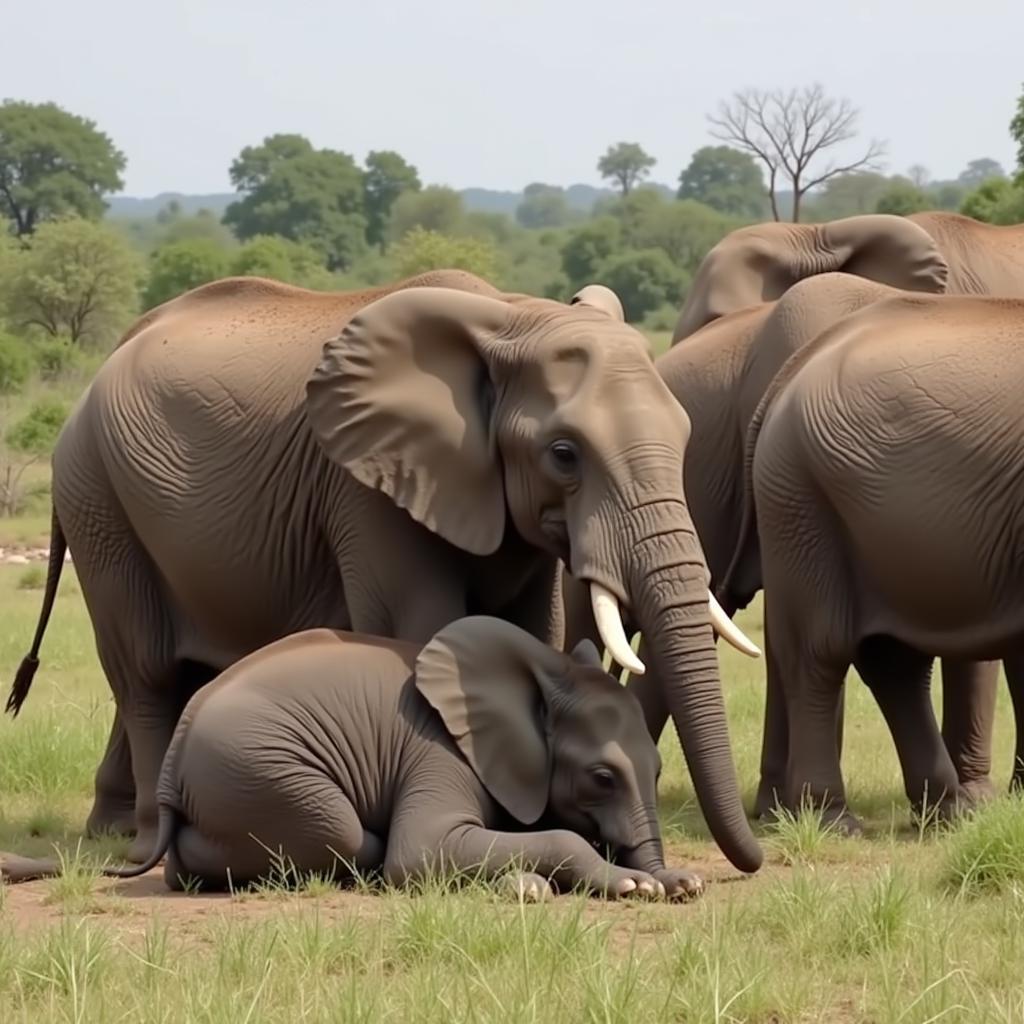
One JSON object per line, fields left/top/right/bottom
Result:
{"left": 73, "top": 537, "right": 181, "bottom": 863}
{"left": 754, "top": 635, "right": 790, "bottom": 819}
{"left": 386, "top": 820, "right": 664, "bottom": 899}
{"left": 764, "top": 598, "right": 858, "bottom": 832}
{"left": 940, "top": 658, "right": 998, "bottom": 804}
{"left": 1005, "top": 655, "right": 1024, "bottom": 791}
{"left": 855, "top": 638, "right": 961, "bottom": 822}
{"left": 85, "top": 709, "right": 138, "bottom": 838}
{"left": 166, "top": 783, "right": 384, "bottom": 892}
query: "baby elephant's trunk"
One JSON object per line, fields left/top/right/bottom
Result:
{"left": 0, "top": 805, "right": 176, "bottom": 885}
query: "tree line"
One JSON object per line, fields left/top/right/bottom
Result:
{"left": 2, "top": 83, "right": 1023, "bottom": 362}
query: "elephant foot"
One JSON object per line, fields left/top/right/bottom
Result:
{"left": 85, "top": 799, "right": 138, "bottom": 841}
{"left": 958, "top": 776, "right": 997, "bottom": 807}
{"left": 752, "top": 778, "right": 785, "bottom": 820}
{"left": 497, "top": 871, "right": 553, "bottom": 903}
{"left": 653, "top": 867, "right": 704, "bottom": 901}
{"left": 818, "top": 804, "right": 864, "bottom": 837}
{"left": 910, "top": 789, "right": 966, "bottom": 829}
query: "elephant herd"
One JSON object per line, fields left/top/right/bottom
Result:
{"left": 1, "top": 211, "right": 1023, "bottom": 900}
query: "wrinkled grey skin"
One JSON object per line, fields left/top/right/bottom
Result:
{"left": 672, "top": 211, "right": 1024, "bottom": 345}
{"left": 9, "top": 270, "right": 762, "bottom": 874}
{"left": 722, "top": 294, "right": 1024, "bottom": 829}
{"left": 1, "top": 618, "right": 702, "bottom": 901}
{"left": 565, "top": 273, "right": 1001, "bottom": 819}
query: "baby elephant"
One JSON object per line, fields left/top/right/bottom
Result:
{"left": 2, "top": 617, "right": 700, "bottom": 900}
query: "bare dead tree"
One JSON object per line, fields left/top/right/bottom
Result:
{"left": 707, "top": 83, "right": 887, "bottom": 222}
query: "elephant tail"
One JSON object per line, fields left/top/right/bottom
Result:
{"left": 5, "top": 507, "right": 68, "bottom": 717}
{"left": 0, "top": 806, "right": 177, "bottom": 885}
{"left": 102, "top": 805, "right": 177, "bottom": 878}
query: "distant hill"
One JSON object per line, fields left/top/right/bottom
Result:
{"left": 106, "top": 192, "right": 236, "bottom": 218}
{"left": 105, "top": 181, "right": 681, "bottom": 221}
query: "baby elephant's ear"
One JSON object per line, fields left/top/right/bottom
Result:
{"left": 415, "top": 616, "right": 569, "bottom": 825}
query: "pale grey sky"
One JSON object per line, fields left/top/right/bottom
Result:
{"left": 7, "top": 0, "right": 1022, "bottom": 196}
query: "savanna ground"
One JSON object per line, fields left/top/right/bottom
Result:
{"left": 2, "top": 331, "right": 1024, "bottom": 1021}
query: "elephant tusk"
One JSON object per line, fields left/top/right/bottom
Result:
{"left": 590, "top": 583, "right": 646, "bottom": 676}
{"left": 708, "top": 593, "right": 761, "bottom": 658}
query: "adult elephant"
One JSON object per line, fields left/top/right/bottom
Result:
{"left": 670, "top": 211, "right": 1024, "bottom": 344}
{"left": 565, "top": 272, "right": 1000, "bottom": 818}
{"left": 722, "top": 293, "right": 1024, "bottom": 829}
{"left": 8, "top": 270, "right": 763, "bottom": 873}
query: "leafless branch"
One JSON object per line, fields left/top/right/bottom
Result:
{"left": 708, "top": 83, "right": 887, "bottom": 221}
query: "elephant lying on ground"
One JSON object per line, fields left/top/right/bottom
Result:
{"left": 565, "top": 272, "right": 1003, "bottom": 816}
{"left": 671, "top": 211, "right": 1024, "bottom": 343}
{"left": 721, "top": 294, "right": 1024, "bottom": 829}
{"left": 9, "top": 270, "right": 762, "bottom": 873}
{"left": 1, "top": 617, "right": 701, "bottom": 901}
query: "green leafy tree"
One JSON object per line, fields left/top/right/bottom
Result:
{"left": 388, "top": 186, "right": 465, "bottom": 241}
{"left": 363, "top": 151, "right": 421, "bottom": 250}
{"left": 0, "top": 333, "right": 31, "bottom": 396}
{"left": 159, "top": 205, "right": 237, "bottom": 248}
{"left": 391, "top": 227, "right": 497, "bottom": 281}
{"left": 462, "top": 211, "right": 518, "bottom": 244}
{"left": 1012, "top": 84, "right": 1024, "bottom": 175}
{"left": 637, "top": 199, "right": 737, "bottom": 274}
{"left": 3, "top": 218, "right": 140, "bottom": 345}
{"left": 0, "top": 100, "right": 126, "bottom": 237}
{"left": 143, "top": 239, "right": 230, "bottom": 309}
{"left": 230, "top": 235, "right": 333, "bottom": 289}
{"left": 927, "top": 181, "right": 967, "bottom": 210}
{"left": 960, "top": 177, "right": 1024, "bottom": 224}
{"left": 1, "top": 397, "right": 69, "bottom": 515}
{"left": 515, "top": 184, "right": 571, "bottom": 229}
{"left": 677, "top": 146, "right": 765, "bottom": 218}
{"left": 497, "top": 228, "right": 568, "bottom": 298}
{"left": 804, "top": 171, "right": 892, "bottom": 221}
{"left": 224, "top": 138, "right": 367, "bottom": 270}
{"left": 875, "top": 178, "right": 930, "bottom": 216}
{"left": 560, "top": 218, "right": 622, "bottom": 289}
{"left": 597, "top": 143, "right": 657, "bottom": 196}
{"left": 228, "top": 134, "right": 315, "bottom": 192}
{"left": 595, "top": 249, "right": 687, "bottom": 322}
{"left": 958, "top": 158, "right": 1006, "bottom": 188}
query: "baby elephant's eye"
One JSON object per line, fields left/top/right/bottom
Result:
{"left": 590, "top": 767, "right": 616, "bottom": 790}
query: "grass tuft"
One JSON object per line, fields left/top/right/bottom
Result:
{"left": 940, "top": 791, "right": 1024, "bottom": 896}
{"left": 762, "top": 797, "right": 844, "bottom": 866}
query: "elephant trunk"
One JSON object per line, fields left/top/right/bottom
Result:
{"left": 619, "top": 799, "right": 667, "bottom": 875}
{"left": 630, "top": 528, "right": 763, "bottom": 874}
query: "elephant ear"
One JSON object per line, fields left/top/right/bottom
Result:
{"left": 818, "top": 214, "right": 949, "bottom": 294}
{"left": 570, "top": 284, "right": 625, "bottom": 321}
{"left": 415, "top": 616, "right": 569, "bottom": 825}
{"left": 306, "top": 287, "right": 513, "bottom": 557}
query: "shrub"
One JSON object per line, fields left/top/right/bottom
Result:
{"left": 0, "top": 333, "right": 32, "bottom": 396}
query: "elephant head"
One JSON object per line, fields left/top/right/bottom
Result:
{"left": 415, "top": 615, "right": 663, "bottom": 855}
{"left": 672, "top": 214, "right": 949, "bottom": 343}
{"left": 305, "top": 285, "right": 762, "bottom": 872}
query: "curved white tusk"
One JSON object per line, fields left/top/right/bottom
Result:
{"left": 589, "top": 583, "right": 646, "bottom": 676}
{"left": 708, "top": 593, "right": 761, "bottom": 658}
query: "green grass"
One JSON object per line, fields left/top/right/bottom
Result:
{"left": 3, "top": 568, "right": 1024, "bottom": 1020}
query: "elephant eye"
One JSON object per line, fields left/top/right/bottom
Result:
{"left": 548, "top": 439, "right": 581, "bottom": 477}
{"left": 590, "top": 766, "right": 617, "bottom": 790}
